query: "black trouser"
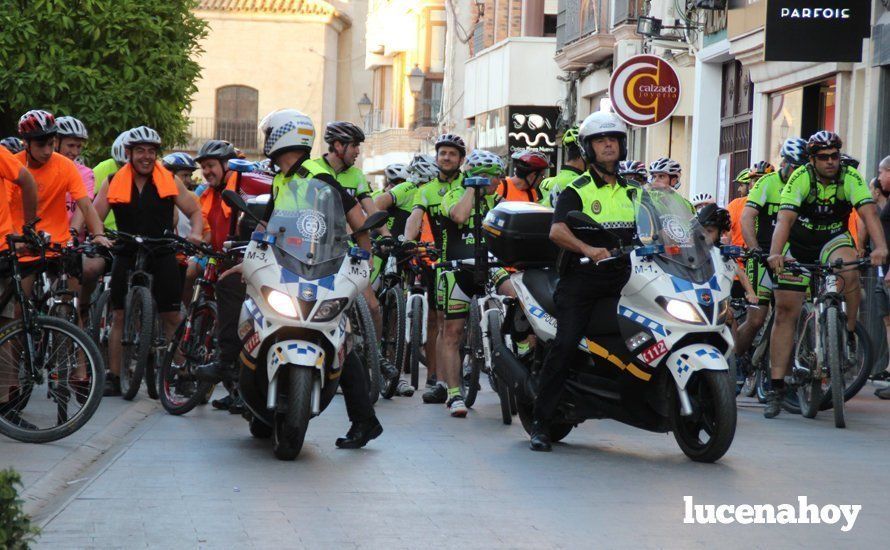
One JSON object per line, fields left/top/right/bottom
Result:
{"left": 219, "top": 276, "right": 374, "bottom": 424}
{"left": 533, "top": 267, "right": 629, "bottom": 423}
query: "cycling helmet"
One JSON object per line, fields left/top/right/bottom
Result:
{"left": 561, "top": 125, "right": 579, "bottom": 146}
{"left": 324, "top": 121, "right": 365, "bottom": 145}
{"left": 1, "top": 137, "right": 24, "bottom": 154}
{"left": 749, "top": 161, "right": 775, "bottom": 177}
{"left": 511, "top": 149, "right": 550, "bottom": 173}
{"left": 464, "top": 149, "right": 506, "bottom": 178}
{"left": 648, "top": 157, "right": 682, "bottom": 177}
{"left": 18, "top": 110, "right": 57, "bottom": 139}
{"left": 841, "top": 154, "right": 860, "bottom": 169}
{"left": 55, "top": 116, "right": 88, "bottom": 140}
{"left": 125, "top": 126, "right": 161, "bottom": 148}
{"left": 111, "top": 131, "right": 129, "bottom": 164}
{"left": 408, "top": 153, "right": 439, "bottom": 184}
{"left": 195, "top": 139, "right": 236, "bottom": 163}
{"left": 434, "top": 133, "right": 467, "bottom": 157}
{"left": 734, "top": 168, "right": 751, "bottom": 184}
{"left": 384, "top": 163, "right": 410, "bottom": 184}
{"left": 577, "top": 111, "right": 628, "bottom": 166}
{"left": 163, "top": 152, "right": 198, "bottom": 172}
{"left": 259, "top": 109, "right": 315, "bottom": 158}
{"left": 691, "top": 192, "right": 715, "bottom": 208}
{"left": 697, "top": 203, "right": 731, "bottom": 234}
{"left": 807, "top": 131, "right": 842, "bottom": 155}
{"left": 618, "top": 160, "right": 647, "bottom": 178}
{"left": 780, "top": 137, "right": 808, "bottom": 166}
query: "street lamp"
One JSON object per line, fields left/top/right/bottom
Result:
{"left": 407, "top": 65, "right": 425, "bottom": 96}
{"left": 357, "top": 93, "right": 372, "bottom": 119}
{"left": 636, "top": 16, "right": 663, "bottom": 38}
{"left": 475, "top": 0, "right": 485, "bottom": 17}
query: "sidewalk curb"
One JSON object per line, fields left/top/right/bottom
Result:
{"left": 22, "top": 398, "right": 159, "bottom": 523}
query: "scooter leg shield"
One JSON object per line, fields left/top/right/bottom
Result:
{"left": 665, "top": 344, "right": 729, "bottom": 390}
{"left": 492, "top": 339, "right": 531, "bottom": 397}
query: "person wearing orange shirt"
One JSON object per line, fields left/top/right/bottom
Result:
{"left": 499, "top": 149, "right": 549, "bottom": 203}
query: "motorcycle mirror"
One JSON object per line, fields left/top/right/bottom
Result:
{"left": 222, "top": 189, "right": 264, "bottom": 228}
{"left": 351, "top": 211, "right": 389, "bottom": 237}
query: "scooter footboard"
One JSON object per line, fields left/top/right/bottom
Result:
{"left": 665, "top": 344, "right": 728, "bottom": 390}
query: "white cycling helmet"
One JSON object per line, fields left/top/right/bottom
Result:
{"left": 259, "top": 109, "right": 315, "bottom": 159}
{"left": 408, "top": 154, "right": 439, "bottom": 184}
{"left": 384, "top": 163, "right": 410, "bottom": 184}
{"left": 464, "top": 149, "right": 506, "bottom": 178}
{"left": 578, "top": 111, "right": 628, "bottom": 165}
{"left": 111, "top": 131, "right": 129, "bottom": 164}
{"left": 56, "top": 116, "right": 89, "bottom": 140}
{"left": 691, "top": 192, "right": 715, "bottom": 208}
{"left": 648, "top": 157, "right": 682, "bottom": 189}
{"left": 125, "top": 126, "right": 162, "bottom": 148}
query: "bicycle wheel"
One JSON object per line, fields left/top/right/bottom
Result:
{"left": 159, "top": 302, "right": 217, "bottom": 415}
{"left": 379, "top": 285, "right": 405, "bottom": 399}
{"left": 0, "top": 316, "right": 105, "bottom": 443}
{"left": 486, "top": 308, "right": 512, "bottom": 425}
{"left": 408, "top": 296, "right": 423, "bottom": 391}
{"left": 823, "top": 306, "right": 845, "bottom": 428}
{"left": 462, "top": 300, "right": 483, "bottom": 408}
{"left": 144, "top": 304, "right": 161, "bottom": 400}
{"left": 839, "top": 321, "right": 872, "bottom": 402}
{"left": 349, "top": 295, "right": 380, "bottom": 405}
{"left": 795, "top": 307, "right": 822, "bottom": 418}
{"left": 120, "top": 287, "right": 154, "bottom": 401}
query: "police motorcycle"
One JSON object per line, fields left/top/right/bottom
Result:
{"left": 221, "top": 180, "right": 388, "bottom": 460}
{"left": 485, "top": 187, "right": 738, "bottom": 462}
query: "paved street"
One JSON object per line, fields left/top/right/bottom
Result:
{"left": 5, "top": 383, "right": 890, "bottom": 548}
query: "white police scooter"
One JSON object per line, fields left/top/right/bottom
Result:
{"left": 489, "top": 187, "right": 739, "bottom": 462}
{"left": 222, "top": 181, "right": 387, "bottom": 460}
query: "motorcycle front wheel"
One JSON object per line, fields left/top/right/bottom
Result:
{"left": 670, "top": 370, "right": 736, "bottom": 463}
{"left": 272, "top": 367, "right": 313, "bottom": 460}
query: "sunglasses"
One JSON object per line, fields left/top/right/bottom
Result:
{"left": 814, "top": 152, "right": 840, "bottom": 161}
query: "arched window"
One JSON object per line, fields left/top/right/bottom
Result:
{"left": 215, "top": 85, "right": 258, "bottom": 152}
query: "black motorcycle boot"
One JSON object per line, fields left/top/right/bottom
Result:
{"left": 529, "top": 420, "right": 552, "bottom": 452}
{"left": 335, "top": 417, "right": 383, "bottom": 449}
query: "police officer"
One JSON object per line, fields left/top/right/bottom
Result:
{"left": 530, "top": 111, "right": 637, "bottom": 452}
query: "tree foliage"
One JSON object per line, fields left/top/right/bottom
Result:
{"left": 0, "top": 0, "right": 207, "bottom": 163}
{"left": 0, "top": 469, "right": 40, "bottom": 548}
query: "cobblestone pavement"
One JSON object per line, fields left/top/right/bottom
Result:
{"left": 6, "top": 384, "right": 890, "bottom": 548}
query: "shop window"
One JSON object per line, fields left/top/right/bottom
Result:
{"left": 215, "top": 85, "right": 258, "bottom": 151}
{"left": 766, "top": 77, "right": 836, "bottom": 167}
{"left": 719, "top": 60, "right": 753, "bottom": 198}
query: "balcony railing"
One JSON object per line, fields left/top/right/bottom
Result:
{"left": 556, "top": 0, "right": 644, "bottom": 51}
{"left": 178, "top": 117, "right": 262, "bottom": 154}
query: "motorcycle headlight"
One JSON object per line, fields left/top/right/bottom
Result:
{"left": 657, "top": 297, "right": 706, "bottom": 325}
{"left": 265, "top": 288, "right": 298, "bottom": 318}
{"left": 311, "top": 298, "right": 349, "bottom": 322}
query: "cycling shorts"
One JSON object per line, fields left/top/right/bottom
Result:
{"left": 110, "top": 253, "right": 182, "bottom": 313}
{"left": 745, "top": 256, "right": 774, "bottom": 305}
{"left": 775, "top": 232, "right": 855, "bottom": 293}
{"left": 437, "top": 267, "right": 510, "bottom": 320}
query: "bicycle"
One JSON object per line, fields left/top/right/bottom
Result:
{"left": 401, "top": 242, "right": 439, "bottom": 392}
{"left": 104, "top": 231, "right": 180, "bottom": 401}
{"left": 372, "top": 238, "right": 406, "bottom": 399}
{"left": 785, "top": 258, "right": 873, "bottom": 428}
{"left": 158, "top": 234, "right": 237, "bottom": 415}
{"left": 348, "top": 293, "right": 382, "bottom": 405}
{"left": 0, "top": 222, "right": 105, "bottom": 443}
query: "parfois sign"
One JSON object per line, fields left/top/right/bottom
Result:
{"left": 609, "top": 54, "right": 681, "bottom": 127}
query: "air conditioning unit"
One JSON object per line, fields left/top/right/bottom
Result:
{"left": 693, "top": 0, "right": 726, "bottom": 9}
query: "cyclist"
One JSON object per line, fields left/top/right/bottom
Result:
{"left": 1, "top": 137, "right": 25, "bottom": 155}
{"left": 92, "top": 130, "right": 130, "bottom": 232}
{"left": 92, "top": 126, "right": 203, "bottom": 396}
{"left": 698, "top": 204, "right": 757, "bottom": 302}
{"left": 530, "top": 111, "right": 637, "bottom": 452}
{"left": 374, "top": 163, "right": 415, "bottom": 240}
{"left": 618, "top": 160, "right": 647, "bottom": 187}
{"left": 499, "top": 149, "right": 548, "bottom": 203}
{"left": 736, "top": 138, "right": 809, "bottom": 358}
{"left": 439, "top": 149, "right": 515, "bottom": 417}
{"left": 766, "top": 131, "right": 888, "bottom": 418}
{"left": 691, "top": 193, "right": 715, "bottom": 211}
{"left": 403, "top": 134, "right": 467, "bottom": 403}
{"left": 55, "top": 116, "right": 95, "bottom": 220}
{"left": 748, "top": 161, "right": 775, "bottom": 186}
{"left": 540, "top": 126, "right": 585, "bottom": 207}
{"left": 163, "top": 153, "right": 199, "bottom": 190}
{"left": 648, "top": 158, "right": 682, "bottom": 190}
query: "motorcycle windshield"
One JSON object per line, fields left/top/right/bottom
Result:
{"left": 635, "top": 186, "right": 715, "bottom": 284}
{"left": 265, "top": 177, "right": 350, "bottom": 279}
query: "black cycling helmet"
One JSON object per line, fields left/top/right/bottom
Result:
{"left": 1, "top": 136, "right": 25, "bottom": 154}
{"left": 840, "top": 154, "right": 860, "bottom": 169}
{"left": 434, "top": 133, "right": 467, "bottom": 157}
{"left": 195, "top": 139, "right": 236, "bottom": 163}
{"left": 697, "top": 203, "right": 731, "bottom": 234}
{"left": 807, "top": 131, "right": 842, "bottom": 155}
{"left": 324, "top": 121, "right": 365, "bottom": 145}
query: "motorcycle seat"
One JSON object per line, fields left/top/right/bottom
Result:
{"left": 523, "top": 268, "right": 559, "bottom": 315}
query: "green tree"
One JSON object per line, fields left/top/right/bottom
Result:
{"left": 0, "top": 0, "right": 207, "bottom": 163}
{"left": 0, "top": 469, "right": 40, "bottom": 548}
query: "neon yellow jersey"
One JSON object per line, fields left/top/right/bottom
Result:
{"left": 540, "top": 166, "right": 584, "bottom": 207}
{"left": 92, "top": 158, "right": 120, "bottom": 230}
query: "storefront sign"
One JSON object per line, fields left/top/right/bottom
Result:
{"left": 507, "top": 106, "right": 559, "bottom": 164}
{"left": 765, "top": 0, "right": 871, "bottom": 62}
{"left": 609, "top": 55, "right": 681, "bottom": 127}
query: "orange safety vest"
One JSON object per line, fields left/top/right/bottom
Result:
{"left": 498, "top": 177, "right": 541, "bottom": 203}
{"left": 199, "top": 171, "right": 237, "bottom": 221}
{"left": 108, "top": 162, "right": 179, "bottom": 204}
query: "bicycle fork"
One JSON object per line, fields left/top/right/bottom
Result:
{"left": 405, "top": 290, "right": 429, "bottom": 345}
